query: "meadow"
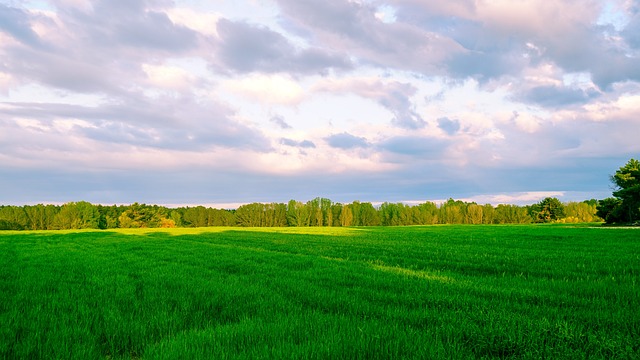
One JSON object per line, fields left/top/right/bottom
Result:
{"left": 1, "top": 225, "right": 638, "bottom": 359}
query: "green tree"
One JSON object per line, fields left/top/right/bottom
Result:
{"left": 533, "top": 197, "right": 565, "bottom": 223}
{"left": 413, "top": 202, "right": 438, "bottom": 224}
{"left": 611, "top": 158, "right": 640, "bottom": 223}
{"left": 169, "top": 210, "right": 183, "bottom": 227}
{"left": 266, "top": 203, "right": 287, "bottom": 227}
{"left": 306, "top": 198, "right": 324, "bottom": 226}
{"left": 320, "top": 198, "right": 333, "bottom": 227}
{"left": 358, "top": 202, "right": 380, "bottom": 226}
{"left": 495, "top": 204, "right": 532, "bottom": 224}
{"left": 77, "top": 201, "right": 100, "bottom": 228}
{"left": 53, "top": 201, "right": 99, "bottom": 229}
{"left": 331, "top": 204, "right": 343, "bottom": 226}
{"left": 440, "top": 199, "right": 464, "bottom": 224}
{"left": 117, "top": 203, "right": 165, "bottom": 228}
{"left": 466, "top": 204, "right": 483, "bottom": 224}
{"left": 596, "top": 197, "right": 624, "bottom": 224}
{"left": 287, "top": 200, "right": 310, "bottom": 227}
{"left": 350, "top": 201, "right": 362, "bottom": 226}
{"left": 98, "top": 205, "right": 121, "bottom": 229}
{"left": 233, "top": 202, "right": 284, "bottom": 227}
{"left": 379, "top": 202, "right": 400, "bottom": 226}
{"left": 182, "top": 206, "right": 208, "bottom": 227}
{"left": 482, "top": 204, "right": 495, "bottom": 224}
{"left": 0, "top": 206, "right": 28, "bottom": 230}
{"left": 23, "top": 205, "right": 42, "bottom": 230}
{"left": 235, "top": 203, "right": 264, "bottom": 227}
{"left": 208, "top": 208, "right": 236, "bottom": 226}
{"left": 397, "top": 204, "right": 413, "bottom": 225}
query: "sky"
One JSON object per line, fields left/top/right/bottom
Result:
{"left": 1, "top": 0, "right": 639, "bottom": 207}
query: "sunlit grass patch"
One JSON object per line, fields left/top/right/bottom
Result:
{"left": 111, "top": 225, "right": 367, "bottom": 237}
{"left": 368, "top": 259, "right": 456, "bottom": 283}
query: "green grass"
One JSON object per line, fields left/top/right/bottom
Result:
{"left": 1, "top": 225, "right": 638, "bottom": 359}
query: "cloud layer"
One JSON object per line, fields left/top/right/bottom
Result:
{"left": 0, "top": 0, "right": 638, "bottom": 206}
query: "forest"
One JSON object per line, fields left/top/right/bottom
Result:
{"left": 0, "top": 198, "right": 601, "bottom": 230}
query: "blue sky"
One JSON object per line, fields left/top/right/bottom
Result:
{"left": 1, "top": 0, "right": 639, "bottom": 207}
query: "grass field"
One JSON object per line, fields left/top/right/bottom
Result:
{"left": 1, "top": 225, "right": 638, "bottom": 359}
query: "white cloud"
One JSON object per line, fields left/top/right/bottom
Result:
{"left": 142, "top": 63, "right": 194, "bottom": 90}
{"left": 0, "top": 72, "right": 16, "bottom": 94}
{"left": 312, "top": 76, "right": 426, "bottom": 129}
{"left": 475, "top": 0, "right": 600, "bottom": 38}
{"left": 166, "top": 8, "right": 221, "bottom": 37}
{"left": 0, "top": 32, "right": 20, "bottom": 48}
{"left": 53, "top": 118, "right": 95, "bottom": 132}
{"left": 223, "top": 74, "right": 305, "bottom": 105}
{"left": 520, "top": 63, "right": 564, "bottom": 88}
{"left": 15, "top": 118, "right": 49, "bottom": 132}
{"left": 313, "top": 76, "right": 412, "bottom": 99}
{"left": 29, "top": 9, "right": 62, "bottom": 38}
{"left": 615, "top": 93, "right": 640, "bottom": 112}
{"left": 462, "top": 191, "right": 566, "bottom": 205}
{"left": 52, "top": 0, "right": 93, "bottom": 12}
{"left": 255, "top": 145, "right": 395, "bottom": 176}
{"left": 581, "top": 93, "right": 640, "bottom": 122}
{"left": 512, "top": 112, "right": 543, "bottom": 133}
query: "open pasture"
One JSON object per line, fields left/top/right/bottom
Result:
{"left": 1, "top": 225, "right": 638, "bottom": 359}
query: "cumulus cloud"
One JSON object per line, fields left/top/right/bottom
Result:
{"left": 380, "top": 135, "right": 447, "bottom": 157}
{"left": 166, "top": 7, "right": 220, "bottom": 37}
{"left": 465, "top": 191, "right": 566, "bottom": 206}
{"left": 0, "top": 72, "right": 16, "bottom": 94}
{"left": 325, "top": 132, "right": 370, "bottom": 149}
{"left": 314, "top": 77, "right": 425, "bottom": 129}
{"left": 0, "top": 92, "right": 272, "bottom": 155}
{"left": 0, "top": 2, "right": 202, "bottom": 96}
{"left": 437, "top": 117, "right": 460, "bottom": 135}
{"left": 211, "top": 18, "right": 352, "bottom": 75}
{"left": 388, "top": 0, "right": 640, "bottom": 89}
{"left": 224, "top": 74, "right": 305, "bottom": 105}
{"left": 274, "top": 0, "right": 463, "bottom": 75}
{"left": 622, "top": 11, "right": 640, "bottom": 48}
{"left": 111, "top": 11, "right": 197, "bottom": 51}
{"left": 516, "top": 84, "right": 601, "bottom": 108}
{"left": 0, "top": 4, "right": 43, "bottom": 47}
{"left": 510, "top": 112, "right": 542, "bottom": 134}
{"left": 280, "top": 138, "right": 316, "bottom": 148}
{"left": 142, "top": 63, "right": 194, "bottom": 90}
{"left": 270, "top": 115, "right": 292, "bottom": 129}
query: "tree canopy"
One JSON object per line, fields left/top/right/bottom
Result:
{"left": 597, "top": 158, "right": 640, "bottom": 224}
{"left": 532, "top": 197, "right": 566, "bottom": 223}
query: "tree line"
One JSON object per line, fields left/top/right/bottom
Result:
{"left": 3, "top": 158, "right": 636, "bottom": 230}
{"left": 0, "top": 198, "right": 601, "bottom": 231}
